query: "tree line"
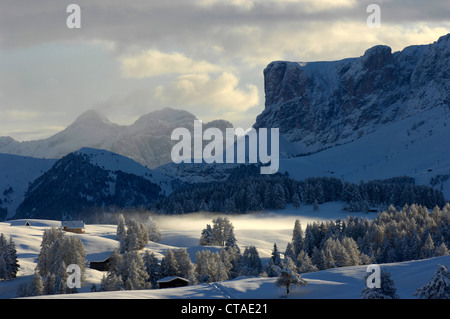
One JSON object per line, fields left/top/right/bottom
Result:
{"left": 155, "top": 166, "right": 446, "bottom": 214}
{"left": 270, "top": 203, "right": 450, "bottom": 280}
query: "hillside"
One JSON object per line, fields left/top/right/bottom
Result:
{"left": 13, "top": 148, "right": 181, "bottom": 220}
{"left": 0, "top": 154, "right": 56, "bottom": 219}
{"left": 1, "top": 206, "right": 450, "bottom": 300}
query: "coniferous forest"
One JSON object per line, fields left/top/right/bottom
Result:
{"left": 155, "top": 165, "right": 446, "bottom": 215}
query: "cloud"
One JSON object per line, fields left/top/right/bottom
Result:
{"left": 1, "top": 0, "right": 449, "bottom": 140}
{"left": 120, "top": 50, "right": 221, "bottom": 78}
{"left": 154, "top": 72, "right": 259, "bottom": 114}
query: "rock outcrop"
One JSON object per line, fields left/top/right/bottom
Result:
{"left": 254, "top": 34, "right": 450, "bottom": 152}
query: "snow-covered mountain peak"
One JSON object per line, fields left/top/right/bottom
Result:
{"left": 0, "top": 108, "right": 233, "bottom": 169}
{"left": 70, "top": 109, "right": 113, "bottom": 128}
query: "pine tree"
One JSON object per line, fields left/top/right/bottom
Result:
{"left": 271, "top": 243, "right": 282, "bottom": 267}
{"left": 36, "top": 227, "right": 64, "bottom": 276}
{"left": 174, "top": 248, "right": 196, "bottom": 284}
{"left": 284, "top": 242, "right": 296, "bottom": 262}
{"left": 28, "top": 272, "right": 44, "bottom": 296}
{"left": 200, "top": 224, "right": 214, "bottom": 245}
{"left": 160, "top": 249, "right": 179, "bottom": 278}
{"left": 245, "top": 182, "right": 262, "bottom": 212}
{"left": 100, "top": 273, "right": 122, "bottom": 292}
{"left": 0, "top": 234, "right": 19, "bottom": 280}
{"left": 415, "top": 264, "right": 450, "bottom": 299}
{"left": 292, "top": 192, "right": 301, "bottom": 209}
{"left": 420, "top": 233, "right": 436, "bottom": 259}
{"left": 54, "top": 260, "right": 69, "bottom": 294}
{"left": 361, "top": 270, "right": 399, "bottom": 299}
{"left": 145, "top": 216, "right": 161, "bottom": 242}
{"left": 296, "top": 251, "right": 318, "bottom": 273}
{"left": 5, "top": 236, "right": 19, "bottom": 279}
{"left": 292, "top": 220, "right": 304, "bottom": 257}
{"left": 122, "top": 251, "right": 149, "bottom": 290}
{"left": 195, "top": 250, "right": 228, "bottom": 283}
{"left": 117, "top": 214, "right": 127, "bottom": 253}
{"left": 43, "top": 273, "right": 56, "bottom": 295}
{"left": 435, "top": 242, "right": 450, "bottom": 256}
{"left": 241, "top": 246, "right": 262, "bottom": 276}
{"left": 143, "top": 250, "right": 161, "bottom": 288}
{"left": 275, "top": 257, "right": 307, "bottom": 294}
{"left": 224, "top": 245, "right": 241, "bottom": 279}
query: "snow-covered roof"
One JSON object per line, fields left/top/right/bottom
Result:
{"left": 156, "top": 276, "right": 189, "bottom": 283}
{"left": 61, "top": 220, "right": 85, "bottom": 228}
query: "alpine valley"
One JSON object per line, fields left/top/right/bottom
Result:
{"left": 0, "top": 34, "right": 449, "bottom": 220}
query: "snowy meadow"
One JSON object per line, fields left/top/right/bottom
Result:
{"left": 1, "top": 203, "right": 450, "bottom": 300}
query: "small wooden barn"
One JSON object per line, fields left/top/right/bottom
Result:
{"left": 157, "top": 276, "right": 190, "bottom": 289}
{"left": 61, "top": 220, "right": 85, "bottom": 234}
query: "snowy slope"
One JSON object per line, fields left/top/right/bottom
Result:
{"left": 0, "top": 154, "right": 56, "bottom": 219}
{"left": 75, "top": 147, "right": 181, "bottom": 196}
{"left": 2, "top": 204, "right": 446, "bottom": 299}
{"left": 278, "top": 104, "right": 450, "bottom": 199}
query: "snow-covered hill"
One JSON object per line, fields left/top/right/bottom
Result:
{"left": 1, "top": 205, "right": 449, "bottom": 300}
{"left": 76, "top": 147, "right": 182, "bottom": 196}
{"left": 12, "top": 148, "right": 183, "bottom": 220}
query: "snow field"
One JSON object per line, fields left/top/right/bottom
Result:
{"left": 0, "top": 205, "right": 448, "bottom": 299}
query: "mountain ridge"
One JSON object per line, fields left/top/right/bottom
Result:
{"left": 255, "top": 33, "right": 450, "bottom": 154}
{"left": 0, "top": 107, "right": 234, "bottom": 169}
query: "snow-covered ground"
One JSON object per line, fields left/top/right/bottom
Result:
{"left": 154, "top": 104, "right": 450, "bottom": 202}
{"left": 0, "top": 204, "right": 448, "bottom": 299}
{"left": 279, "top": 104, "right": 450, "bottom": 199}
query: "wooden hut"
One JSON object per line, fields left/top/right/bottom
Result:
{"left": 90, "top": 257, "right": 111, "bottom": 271}
{"left": 157, "top": 276, "right": 190, "bottom": 289}
{"left": 61, "top": 220, "right": 85, "bottom": 234}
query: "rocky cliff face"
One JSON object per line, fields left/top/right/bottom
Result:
{"left": 254, "top": 34, "right": 450, "bottom": 153}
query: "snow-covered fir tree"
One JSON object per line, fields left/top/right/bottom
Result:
{"left": 122, "top": 250, "right": 149, "bottom": 290}
{"left": 292, "top": 219, "right": 304, "bottom": 256}
{"left": 195, "top": 250, "right": 229, "bottom": 283}
{"left": 241, "top": 246, "right": 262, "bottom": 276}
{"left": 173, "top": 248, "right": 196, "bottom": 284}
{"left": 160, "top": 249, "right": 179, "bottom": 278}
{"left": 275, "top": 257, "right": 307, "bottom": 294}
{"left": 296, "top": 251, "right": 318, "bottom": 273}
{"left": 292, "top": 192, "right": 301, "bottom": 209}
{"left": 200, "top": 217, "right": 237, "bottom": 247}
{"left": 28, "top": 272, "right": 44, "bottom": 297}
{"left": 34, "top": 227, "right": 86, "bottom": 295}
{"left": 0, "top": 233, "right": 19, "bottom": 280}
{"left": 361, "top": 270, "right": 399, "bottom": 299}
{"left": 415, "top": 264, "right": 450, "bottom": 299}
{"left": 117, "top": 216, "right": 158, "bottom": 253}
{"left": 143, "top": 250, "right": 161, "bottom": 288}
{"left": 266, "top": 243, "right": 282, "bottom": 277}
{"left": 200, "top": 224, "right": 214, "bottom": 246}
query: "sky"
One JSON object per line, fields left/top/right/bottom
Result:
{"left": 0, "top": 0, "right": 449, "bottom": 141}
